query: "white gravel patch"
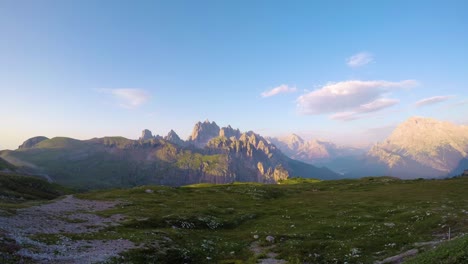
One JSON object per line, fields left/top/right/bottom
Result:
{"left": 0, "top": 195, "right": 137, "bottom": 263}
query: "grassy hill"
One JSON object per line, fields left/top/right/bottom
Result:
{"left": 65, "top": 176, "right": 468, "bottom": 263}
{"left": 0, "top": 173, "right": 70, "bottom": 203}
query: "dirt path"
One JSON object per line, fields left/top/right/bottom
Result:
{"left": 0, "top": 195, "right": 136, "bottom": 263}
{"left": 250, "top": 241, "right": 287, "bottom": 264}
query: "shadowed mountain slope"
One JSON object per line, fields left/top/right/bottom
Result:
{"left": 0, "top": 123, "right": 338, "bottom": 189}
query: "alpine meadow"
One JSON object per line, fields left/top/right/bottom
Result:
{"left": 1, "top": 1, "right": 468, "bottom": 264}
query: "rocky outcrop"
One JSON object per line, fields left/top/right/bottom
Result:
{"left": 206, "top": 130, "right": 338, "bottom": 183}
{"left": 188, "top": 120, "right": 220, "bottom": 147}
{"left": 139, "top": 129, "right": 154, "bottom": 141}
{"left": 164, "top": 130, "right": 185, "bottom": 146}
{"left": 206, "top": 132, "right": 287, "bottom": 183}
{"left": 18, "top": 136, "right": 49, "bottom": 149}
{"left": 219, "top": 125, "right": 241, "bottom": 139}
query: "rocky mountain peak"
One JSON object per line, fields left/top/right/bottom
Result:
{"left": 139, "top": 129, "right": 154, "bottom": 141}
{"left": 164, "top": 130, "right": 184, "bottom": 146}
{"left": 283, "top": 134, "right": 305, "bottom": 150}
{"left": 188, "top": 120, "right": 221, "bottom": 147}
{"left": 367, "top": 116, "right": 468, "bottom": 178}
{"left": 18, "top": 136, "right": 49, "bottom": 149}
{"left": 382, "top": 117, "right": 468, "bottom": 153}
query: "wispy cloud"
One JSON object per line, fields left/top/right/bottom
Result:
{"left": 330, "top": 112, "right": 361, "bottom": 121}
{"left": 415, "top": 95, "right": 453, "bottom": 107}
{"left": 100, "top": 88, "right": 151, "bottom": 109}
{"left": 330, "top": 98, "right": 400, "bottom": 121}
{"left": 450, "top": 100, "right": 468, "bottom": 107}
{"left": 347, "top": 52, "right": 374, "bottom": 68}
{"left": 359, "top": 98, "right": 400, "bottom": 113}
{"left": 261, "top": 84, "right": 297, "bottom": 98}
{"left": 297, "top": 80, "right": 417, "bottom": 116}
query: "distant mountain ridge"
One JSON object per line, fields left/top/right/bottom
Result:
{"left": 0, "top": 121, "right": 338, "bottom": 189}
{"left": 4, "top": 117, "right": 461, "bottom": 185}
{"left": 268, "top": 134, "right": 364, "bottom": 161}
{"left": 267, "top": 117, "right": 468, "bottom": 179}
{"left": 267, "top": 134, "right": 365, "bottom": 174}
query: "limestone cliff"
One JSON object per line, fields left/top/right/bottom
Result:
{"left": 188, "top": 120, "right": 220, "bottom": 147}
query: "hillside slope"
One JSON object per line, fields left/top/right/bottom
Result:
{"left": 0, "top": 157, "right": 16, "bottom": 171}
{"left": 0, "top": 172, "right": 69, "bottom": 202}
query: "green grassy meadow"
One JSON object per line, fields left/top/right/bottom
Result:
{"left": 66, "top": 176, "right": 468, "bottom": 263}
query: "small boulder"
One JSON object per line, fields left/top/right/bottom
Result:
{"left": 265, "top": 235, "right": 275, "bottom": 243}
{"left": 145, "top": 189, "right": 154, "bottom": 194}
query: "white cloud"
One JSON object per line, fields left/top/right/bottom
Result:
{"left": 347, "top": 52, "right": 374, "bottom": 68}
{"left": 261, "top": 84, "right": 297, "bottom": 98}
{"left": 297, "top": 80, "right": 417, "bottom": 115}
{"left": 414, "top": 95, "right": 452, "bottom": 107}
{"left": 101, "top": 89, "right": 151, "bottom": 109}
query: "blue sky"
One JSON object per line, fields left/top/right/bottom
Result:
{"left": 1, "top": 0, "right": 467, "bottom": 150}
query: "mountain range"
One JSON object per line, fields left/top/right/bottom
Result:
{"left": 1, "top": 117, "right": 466, "bottom": 188}
{"left": 268, "top": 117, "right": 468, "bottom": 179}
{"left": 0, "top": 121, "right": 338, "bottom": 189}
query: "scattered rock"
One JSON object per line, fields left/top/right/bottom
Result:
{"left": 266, "top": 235, "right": 275, "bottom": 243}
{"left": 145, "top": 189, "right": 154, "bottom": 194}
{"left": 0, "top": 195, "right": 136, "bottom": 263}
{"left": 375, "top": 248, "right": 418, "bottom": 264}
{"left": 253, "top": 235, "right": 259, "bottom": 239}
